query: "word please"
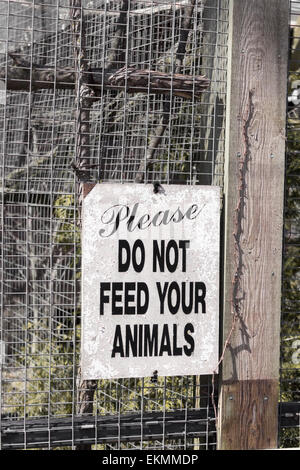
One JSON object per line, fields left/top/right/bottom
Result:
{"left": 99, "top": 202, "right": 205, "bottom": 237}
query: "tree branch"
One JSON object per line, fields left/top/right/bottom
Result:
{"left": 70, "top": 0, "right": 95, "bottom": 184}
{"left": 70, "top": 0, "right": 97, "bottom": 451}
{"left": 1, "top": 56, "right": 209, "bottom": 101}
{"left": 106, "top": 0, "right": 129, "bottom": 70}
{"left": 135, "top": 0, "right": 197, "bottom": 183}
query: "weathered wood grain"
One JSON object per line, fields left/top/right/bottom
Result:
{"left": 219, "top": 380, "right": 278, "bottom": 450}
{"left": 218, "top": 0, "right": 289, "bottom": 450}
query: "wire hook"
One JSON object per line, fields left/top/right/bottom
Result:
{"left": 153, "top": 182, "right": 165, "bottom": 194}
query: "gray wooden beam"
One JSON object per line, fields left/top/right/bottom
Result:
{"left": 218, "top": 0, "right": 289, "bottom": 450}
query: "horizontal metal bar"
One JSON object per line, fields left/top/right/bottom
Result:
{"left": 1, "top": 402, "right": 299, "bottom": 449}
{"left": 1, "top": 408, "right": 216, "bottom": 449}
{"left": 279, "top": 402, "right": 300, "bottom": 428}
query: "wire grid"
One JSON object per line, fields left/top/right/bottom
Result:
{"left": 279, "top": 0, "right": 300, "bottom": 449}
{"left": 0, "top": 0, "right": 228, "bottom": 450}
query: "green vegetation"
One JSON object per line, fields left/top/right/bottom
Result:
{"left": 278, "top": 70, "right": 300, "bottom": 448}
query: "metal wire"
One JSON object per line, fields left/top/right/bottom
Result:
{"left": 0, "top": 0, "right": 226, "bottom": 450}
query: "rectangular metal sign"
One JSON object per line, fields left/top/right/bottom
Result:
{"left": 81, "top": 183, "right": 220, "bottom": 379}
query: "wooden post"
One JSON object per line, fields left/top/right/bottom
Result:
{"left": 218, "top": 0, "right": 289, "bottom": 450}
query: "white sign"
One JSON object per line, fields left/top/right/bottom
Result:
{"left": 81, "top": 183, "right": 220, "bottom": 380}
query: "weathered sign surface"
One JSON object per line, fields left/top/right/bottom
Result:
{"left": 81, "top": 184, "right": 220, "bottom": 379}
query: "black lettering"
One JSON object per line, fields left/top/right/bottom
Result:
{"left": 127, "top": 203, "right": 140, "bottom": 232}
{"left": 138, "top": 324, "right": 143, "bottom": 356}
{"left": 100, "top": 203, "right": 205, "bottom": 238}
{"left": 111, "top": 325, "right": 124, "bottom": 357}
{"left": 99, "top": 282, "right": 110, "bottom": 315}
{"left": 166, "top": 240, "right": 179, "bottom": 273}
{"left": 161, "top": 209, "right": 172, "bottom": 225}
{"left": 100, "top": 205, "right": 129, "bottom": 238}
{"left": 132, "top": 240, "right": 145, "bottom": 273}
{"left": 112, "top": 324, "right": 194, "bottom": 358}
{"left": 182, "top": 282, "right": 193, "bottom": 314}
{"left": 195, "top": 282, "right": 206, "bottom": 313}
{"left": 179, "top": 240, "right": 190, "bottom": 272}
{"left": 159, "top": 324, "right": 172, "bottom": 356}
{"left": 156, "top": 282, "right": 168, "bottom": 314}
{"left": 170, "top": 207, "right": 184, "bottom": 223}
{"left": 118, "top": 240, "right": 130, "bottom": 272}
{"left": 137, "top": 283, "right": 149, "bottom": 314}
{"left": 153, "top": 240, "right": 189, "bottom": 273}
{"left": 183, "top": 323, "right": 195, "bottom": 356}
{"left": 167, "top": 281, "right": 180, "bottom": 314}
{"left": 152, "top": 211, "right": 164, "bottom": 227}
{"left": 111, "top": 282, "right": 123, "bottom": 315}
{"left": 136, "top": 213, "right": 151, "bottom": 229}
{"left": 125, "top": 325, "right": 138, "bottom": 357}
{"left": 144, "top": 324, "right": 158, "bottom": 357}
{"left": 186, "top": 204, "right": 205, "bottom": 220}
{"left": 172, "top": 324, "right": 183, "bottom": 356}
{"left": 153, "top": 240, "right": 165, "bottom": 272}
{"left": 124, "top": 282, "right": 135, "bottom": 314}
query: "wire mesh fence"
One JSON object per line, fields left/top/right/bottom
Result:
{"left": 0, "top": 0, "right": 298, "bottom": 451}
{"left": 0, "top": 0, "right": 228, "bottom": 450}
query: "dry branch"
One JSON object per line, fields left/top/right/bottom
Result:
{"left": 70, "top": 0, "right": 95, "bottom": 183}
{"left": 106, "top": 0, "right": 129, "bottom": 69}
{"left": 108, "top": 66, "right": 209, "bottom": 100}
{"left": 135, "top": 0, "right": 197, "bottom": 183}
{"left": 69, "top": 0, "right": 96, "bottom": 451}
{"left": 5, "top": 0, "right": 190, "bottom": 16}
{"left": 0, "top": 56, "right": 209, "bottom": 101}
